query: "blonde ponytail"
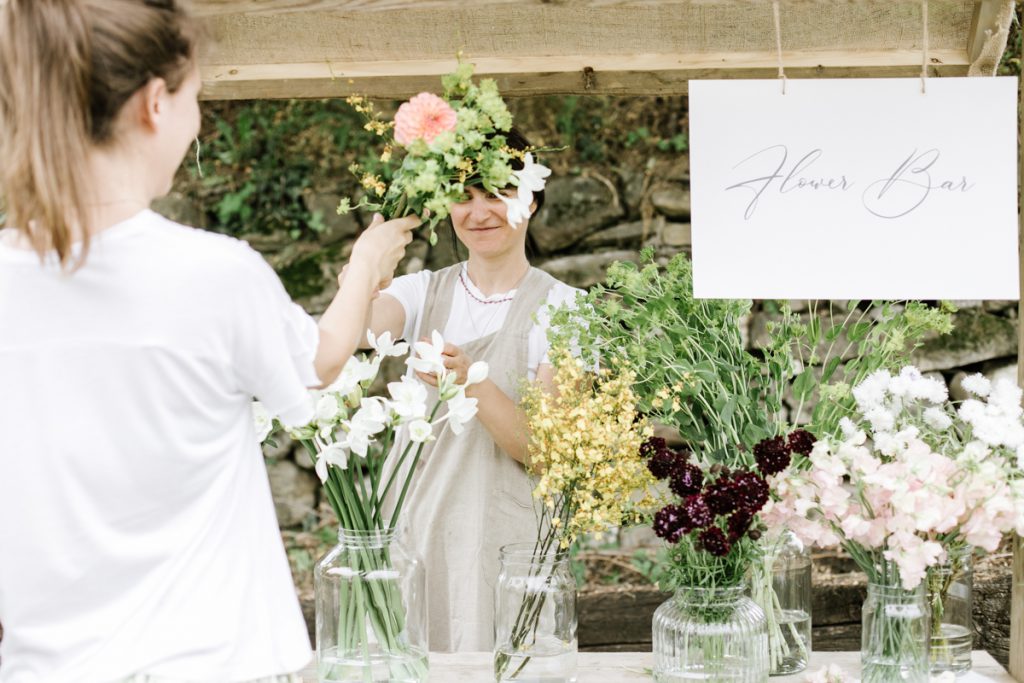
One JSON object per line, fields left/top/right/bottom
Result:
{"left": 0, "top": 0, "right": 196, "bottom": 269}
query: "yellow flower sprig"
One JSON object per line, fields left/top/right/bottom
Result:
{"left": 521, "top": 350, "right": 658, "bottom": 548}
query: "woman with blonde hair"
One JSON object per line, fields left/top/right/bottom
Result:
{"left": 0, "top": 1, "right": 418, "bottom": 680}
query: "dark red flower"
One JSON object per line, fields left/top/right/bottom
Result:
{"left": 698, "top": 527, "right": 732, "bottom": 556}
{"left": 754, "top": 435, "right": 791, "bottom": 476}
{"left": 647, "top": 447, "right": 679, "bottom": 480}
{"left": 787, "top": 429, "right": 816, "bottom": 456}
{"left": 653, "top": 504, "right": 686, "bottom": 542}
{"left": 640, "top": 436, "right": 666, "bottom": 459}
{"left": 726, "top": 510, "right": 754, "bottom": 542}
{"left": 731, "top": 471, "right": 770, "bottom": 514}
{"left": 669, "top": 463, "right": 704, "bottom": 497}
{"left": 680, "top": 494, "right": 714, "bottom": 530}
{"left": 704, "top": 477, "right": 738, "bottom": 516}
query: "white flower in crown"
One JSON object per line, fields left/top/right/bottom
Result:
{"left": 315, "top": 441, "right": 350, "bottom": 484}
{"left": 252, "top": 401, "right": 273, "bottom": 443}
{"left": 367, "top": 329, "right": 409, "bottom": 358}
{"left": 495, "top": 152, "right": 550, "bottom": 229}
{"left": 494, "top": 192, "right": 532, "bottom": 229}
{"left": 408, "top": 419, "right": 435, "bottom": 443}
{"left": 388, "top": 376, "right": 428, "bottom": 421}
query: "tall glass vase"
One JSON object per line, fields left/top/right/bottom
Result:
{"left": 751, "top": 530, "right": 812, "bottom": 676}
{"left": 314, "top": 528, "right": 428, "bottom": 683}
{"left": 861, "top": 581, "right": 930, "bottom": 683}
{"left": 494, "top": 543, "right": 578, "bottom": 683}
{"left": 653, "top": 584, "right": 769, "bottom": 682}
{"left": 927, "top": 546, "right": 973, "bottom": 675}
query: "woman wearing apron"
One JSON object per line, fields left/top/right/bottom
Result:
{"left": 359, "top": 129, "right": 580, "bottom": 652}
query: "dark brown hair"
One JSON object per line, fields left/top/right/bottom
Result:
{"left": 0, "top": 0, "right": 197, "bottom": 268}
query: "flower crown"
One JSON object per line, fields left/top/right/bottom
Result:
{"left": 340, "top": 62, "right": 554, "bottom": 244}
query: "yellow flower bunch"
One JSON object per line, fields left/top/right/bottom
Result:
{"left": 521, "top": 350, "right": 658, "bottom": 547}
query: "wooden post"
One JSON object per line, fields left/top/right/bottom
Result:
{"left": 1013, "top": 31, "right": 1024, "bottom": 681}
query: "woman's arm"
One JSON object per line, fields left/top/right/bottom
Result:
{"left": 313, "top": 214, "right": 418, "bottom": 385}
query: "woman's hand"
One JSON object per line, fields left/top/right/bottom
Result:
{"left": 415, "top": 341, "right": 474, "bottom": 387}
{"left": 349, "top": 213, "right": 420, "bottom": 290}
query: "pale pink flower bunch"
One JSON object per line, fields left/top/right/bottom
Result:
{"left": 763, "top": 367, "right": 1024, "bottom": 590}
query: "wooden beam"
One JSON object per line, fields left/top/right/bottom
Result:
{"left": 200, "top": 49, "right": 970, "bottom": 100}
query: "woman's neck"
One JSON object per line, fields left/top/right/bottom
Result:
{"left": 83, "top": 147, "right": 153, "bottom": 236}
{"left": 465, "top": 254, "right": 531, "bottom": 296}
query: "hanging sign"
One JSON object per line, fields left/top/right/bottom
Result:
{"left": 689, "top": 78, "right": 1019, "bottom": 299}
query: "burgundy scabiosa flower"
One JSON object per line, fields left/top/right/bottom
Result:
{"left": 640, "top": 436, "right": 666, "bottom": 459}
{"left": 680, "top": 494, "right": 714, "bottom": 530}
{"left": 653, "top": 504, "right": 686, "bottom": 542}
{"left": 698, "top": 526, "right": 732, "bottom": 557}
{"left": 647, "top": 447, "right": 679, "bottom": 480}
{"left": 731, "top": 471, "right": 770, "bottom": 514}
{"left": 669, "top": 463, "right": 704, "bottom": 497}
{"left": 726, "top": 510, "right": 754, "bottom": 542}
{"left": 753, "top": 435, "right": 791, "bottom": 476}
{"left": 787, "top": 429, "right": 816, "bottom": 456}
{"left": 704, "top": 477, "right": 738, "bottom": 516}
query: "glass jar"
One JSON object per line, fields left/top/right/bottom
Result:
{"left": 927, "top": 545, "right": 973, "bottom": 675}
{"left": 861, "top": 581, "right": 930, "bottom": 683}
{"left": 653, "top": 584, "right": 769, "bottom": 682}
{"left": 314, "top": 528, "right": 428, "bottom": 683}
{"left": 752, "top": 530, "right": 812, "bottom": 676}
{"left": 494, "top": 542, "right": 578, "bottom": 683}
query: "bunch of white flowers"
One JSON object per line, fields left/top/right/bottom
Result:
{"left": 253, "top": 329, "right": 488, "bottom": 530}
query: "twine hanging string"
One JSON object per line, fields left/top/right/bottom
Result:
{"left": 921, "top": 0, "right": 929, "bottom": 93}
{"left": 772, "top": 0, "right": 786, "bottom": 94}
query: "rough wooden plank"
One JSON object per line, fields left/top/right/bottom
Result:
{"left": 199, "top": 50, "right": 971, "bottom": 100}
{"left": 969, "top": 0, "right": 1007, "bottom": 62}
{"left": 1012, "top": 536, "right": 1023, "bottom": 680}
{"left": 1014, "top": 30, "right": 1024, "bottom": 680}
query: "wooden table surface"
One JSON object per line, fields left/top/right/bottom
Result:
{"left": 301, "top": 650, "right": 1015, "bottom": 682}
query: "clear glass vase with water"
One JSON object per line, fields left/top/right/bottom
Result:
{"left": 927, "top": 545, "right": 973, "bottom": 675}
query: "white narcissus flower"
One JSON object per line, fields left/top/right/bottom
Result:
{"left": 408, "top": 419, "right": 434, "bottom": 443}
{"left": 494, "top": 192, "right": 532, "bottom": 229}
{"left": 514, "top": 153, "right": 551, "bottom": 199}
{"left": 315, "top": 393, "right": 341, "bottom": 424}
{"left": 346, "top": 397, "right": 389, "bottom": 457}
{"left": 252, "top": 401, "right": 273, "bottom": 443}
{"left": 407, "top": 330, "right": 448, "bottom": 378}
{"left": 464, "top": 360, "right": 489, "bottom": 387}
{"left": 444, "top": 391, "right": 479, "bottom": 435}
{"left": 328, "top": 355, "right": 379, "bottom": 396}
{"left": 315, "top": 441, "right": 349, "bottom": 484}
{"left": 367, "top": 329, "right": 409, "bottom": 358}
{"left": 388, "top": 376, "right": 428, "bottom": 421}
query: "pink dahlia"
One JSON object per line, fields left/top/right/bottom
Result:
{"left": 393, "top": 92, "right": 457, "bottom": 146}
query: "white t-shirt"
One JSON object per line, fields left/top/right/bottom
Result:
{"left": 382, "top": 264, "right": 582, "bottom": 380}
{"left": 0, "top": 210, "right": 317, "bottom": 682}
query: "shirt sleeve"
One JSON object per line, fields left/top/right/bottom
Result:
{"left": 228, "top": 243, "right": 321, "bottom": 428}
{"left": 530, "top": 283, "right": 586, "bottom": 370}
{"left": 380, "top": 270, "right": 431, "bottom": 342}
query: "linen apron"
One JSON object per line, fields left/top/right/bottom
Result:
{"left": 382, "top": 264, "right": 557, "bottom": 653}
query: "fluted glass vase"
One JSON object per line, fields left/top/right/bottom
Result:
{"left": 653, "top": 584, "right": 769, "bottom": 682}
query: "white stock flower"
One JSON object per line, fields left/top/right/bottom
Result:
{"left": 445, "top": 391, "right": 479, "bottom": 435}
{"left": 464, "top": 360, "right": 489, "bottom": 387}
{"left": 252, "top": 402, "right": 273, "bottom": 443}
{"left": 852, "top": 370, "right": 891, "bottom": 411}
{"left": 494, "top": 192, "right": 532, "bottom": 229}
{"left": 961, "top": 373, "right": 992, "bottom": 397}
{"left": 408, "top": 330, "right": 448, "bottom": 377}
{"left": 315, "top": 441, "right": 349, "bottom": 484}
{"left": 864, "top": 406, "right": 895, "bottom": 433}
{"left": 367, "top": 329, "right": 409, "bottom": 358}
{"left": 408, "top": 419, "right": 435, "bottom": 443}
{"left": 387, "top": 376, "right": 428, "bottom": 421}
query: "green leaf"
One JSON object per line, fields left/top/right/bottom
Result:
{"left": 822, "top": 356, "right": 843, "bottom": 383}
{"left": 792, "top": 368, "right": 816, "bottom": 401}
